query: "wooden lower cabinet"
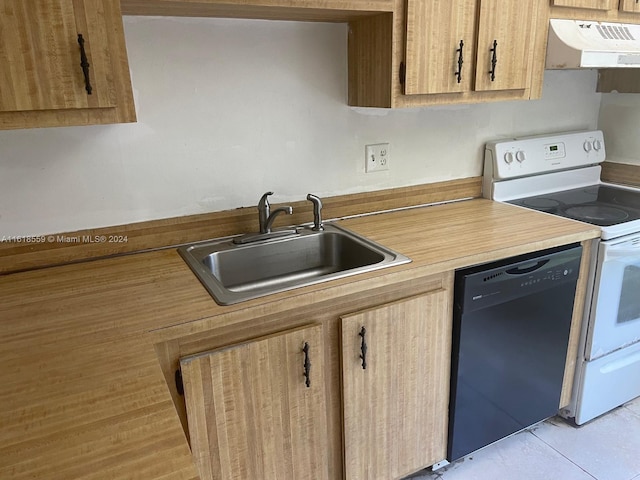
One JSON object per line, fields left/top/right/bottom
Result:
{"left": 174, "top": 274, "right": 454, "bottom": 480}
{"left": 179, "top": 323, "right": 329, "bottom": 480}
{"left": 341, "top": 290, "right": 452, "bottom": 480}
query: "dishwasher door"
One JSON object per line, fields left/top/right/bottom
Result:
{"left": 447, "top": 244, "right": 582, "bottom": 462}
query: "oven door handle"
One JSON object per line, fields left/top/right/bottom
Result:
{"left": 605, "top": 248, "right": 640, "bottom": 261}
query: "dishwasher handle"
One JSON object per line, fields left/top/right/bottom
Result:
{"left": 506, "top": 259, "right": 549, "bottom": 275}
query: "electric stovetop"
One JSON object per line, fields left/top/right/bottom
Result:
{"left": 508, "top": 185, "right": 640, "bottom": 227}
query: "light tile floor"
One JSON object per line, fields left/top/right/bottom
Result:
{"left": 406, "top": 397, "right": 640, "bottom": 480}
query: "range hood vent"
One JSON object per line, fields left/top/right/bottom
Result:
{"left": 546, "top": 19, "right": 640, "bottom": 69}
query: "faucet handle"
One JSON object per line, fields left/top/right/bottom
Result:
{"left": 258, "top": 191, "right": 274, "bottom": 209}
{"left": 306, "top": 193, "right": 324, "bottom": 231}
{"left": 257, "top": 191, "right": 274, "bottom": 233}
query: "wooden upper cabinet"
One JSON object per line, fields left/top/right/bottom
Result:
{"left": 551, "top": 0, "right": 618, "bottom": 10}
{"left": 402, "top": 0, "right": 537, "bottom": 98}
{"left": 122, "top": 0, "right": 395, "bottom": 17}
{"left": 180, "top": 324, "right": 329, "bottom": 480}
{"left": 620, "top": 0, "right": 640, "bottom": 13}
{"left": 474, "top": 0, "right": 537, "bottom": 92}
{"left": 0, "top": 0, "right": 115, "bottom": 112}
{"left": 403, "top": 0, "right": 477, "bottom": 95}
{"left": 341, "top": 290, "right": 452, "bottom": 480}
{"left": 0, "top": 0, "right": 135, "bottom": 129}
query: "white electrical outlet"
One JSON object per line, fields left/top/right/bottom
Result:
{"left": 365, "top": 143, "right": 390, "bottom": 173}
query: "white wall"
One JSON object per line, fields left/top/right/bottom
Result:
{"left": 598, "top": 93, "right": 640, "bottom": 166}
{"left": 0, "top": 17, "right": 602, "bottom": 237}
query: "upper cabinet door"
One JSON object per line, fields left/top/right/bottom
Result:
{"left": 551, "top": 0, "right": 618, "bottom": 9}
{"left": 403, "top": 0, "right": 477, "bottom": 94}
{"left": 0, "top": 0, "right": 116, "bottom": 113}
{"left": 474, "top": 0, "right": 537, "bottom": 92}
{"left": 620, "top": 0, "right": 640, "bottom": 13}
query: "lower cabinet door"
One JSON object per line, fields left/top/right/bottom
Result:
{"left": 180, "top": 324, "right": 329, "bottom": 480}
{"left": 341, "top": 290, "right": 452, "bottom": 480}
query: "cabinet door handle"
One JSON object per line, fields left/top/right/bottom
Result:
{"left": 489, "top": 39, "right": 498, "bottom": 82}
{"left": 302, "top": 342, "right": 311, "bottom": 388}
{"left": 77, "top": 34, "right": 93, "bottom": 95}
{"left": 455, "top": 40, "right": 464, "bottom": 84}
{"left": 359, "top": 326, "right": 367, "bottom": 370}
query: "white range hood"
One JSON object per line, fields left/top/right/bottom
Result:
{"left": 546, "top": 19, "right": 640, "bottom": 69}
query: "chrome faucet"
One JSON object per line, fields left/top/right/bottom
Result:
{"left": 306, "top": 194, "right": 324, "bottom": 231}
{"left": 233, "top": 191, "right": 296, "bottom": 244}
{"left": 258, "top": 191, "right": 293, "bottom": 234}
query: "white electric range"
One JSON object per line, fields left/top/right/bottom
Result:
{"left": 483, "top": 130, "right": 640, "bottom": 425}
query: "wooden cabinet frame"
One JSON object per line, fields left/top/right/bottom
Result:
{"left": 349, "top": 0, "right": 547, "bottom": 107}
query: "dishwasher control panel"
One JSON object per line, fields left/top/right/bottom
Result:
{"left": 455, "top": 244, "right": 582, "bottom": 313}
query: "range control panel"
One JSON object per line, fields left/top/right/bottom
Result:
{"left": 485, "top": 130, "right": 606, "bottom": 180}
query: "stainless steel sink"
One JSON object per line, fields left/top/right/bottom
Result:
{"left": 178, "top": 224, "right": 410, "bottom": 305}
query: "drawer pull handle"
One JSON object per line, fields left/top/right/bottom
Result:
{"left": 77, "top": 34, "right": 92, "bottom": 95}
{"left": 359, "top": 326, "right": 367, "bottom": 370}
{"left": 489, "top": 39, "right": 498, "bottom": 82}
{"left": 303, "top": 342, "right": 311, "bottom": 388}
{"left": 455, "top": 40, "right": 464, "bottom": 84}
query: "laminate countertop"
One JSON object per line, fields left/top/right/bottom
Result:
{"left": 0, "top": 199, "right": 601, "bottom": 480}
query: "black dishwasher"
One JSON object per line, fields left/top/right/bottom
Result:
{"left": 447, "top": 243, "right": 582, "bottom": 462}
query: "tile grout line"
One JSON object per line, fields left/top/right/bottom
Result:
{"left": 530, "top": 429, "right": 599, "bottom": 480}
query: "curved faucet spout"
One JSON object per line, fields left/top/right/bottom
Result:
{"left": 233, "top": 192, "right": 296, "bottom": 244}
{"left": 265, "top": 206, "right": 293, "bottom": 233}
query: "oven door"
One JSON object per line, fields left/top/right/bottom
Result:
{"left": 586, "top": 233, "right": 640, "bottom": 360}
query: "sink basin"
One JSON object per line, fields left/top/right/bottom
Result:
{"left": 178, "top": 224, "right": 410, "bottom": 305}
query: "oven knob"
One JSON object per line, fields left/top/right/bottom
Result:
{"left": 516, "top": 150, "right": 526, "bottom": 163}
{"left": 583, "top": 140, "right": 593, "bottom": 152}
{"left": 593, "top": 139, "right": 603, "bottom": 151}
{"left": 504, "top": 152, "right": 514, "bottom": 164}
